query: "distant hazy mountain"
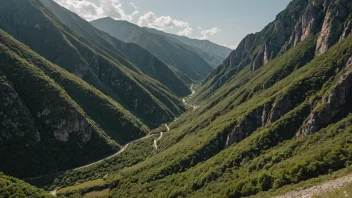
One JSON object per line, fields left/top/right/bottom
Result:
{"left": 147, "top": 27, "right": 232, "bottom": 67}
{"left": 90, "top": 18, "right": 231, "bottom": 80}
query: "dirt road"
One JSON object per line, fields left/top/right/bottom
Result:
{"left": 274, "top": 173, "right": 352, "bottom": 198}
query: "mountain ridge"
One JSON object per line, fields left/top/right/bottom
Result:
{"left": 90, "top": 17, "right": 227, "bottom": 80}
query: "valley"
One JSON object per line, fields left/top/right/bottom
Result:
{"left": 1, "top": 0, "right": 352, "bottom": 198}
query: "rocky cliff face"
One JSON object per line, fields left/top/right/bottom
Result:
{"left": 225, "top": 93, "right": 295, "bottom": 147}
{"left": 316, "top": 0, "right": 352, "bottom": 55}
{"left": 297, "top": 57, "right": 352, "bottom": 136}
{"left": 290, "top": 0, "right": 324, "bottom": 46}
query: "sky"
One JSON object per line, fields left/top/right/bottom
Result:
{"left": 54, "top": 0, "right": 292, "bottom": 49}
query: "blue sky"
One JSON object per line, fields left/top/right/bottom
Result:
{"left": 55, "top": 0, "right": 291, "bottom": 49}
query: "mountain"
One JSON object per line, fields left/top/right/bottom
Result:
{"left": 0, "top": 0, "right": 187, "bottom": 127}
{"left": 25, "top": 0, "right": 352, "bottom": 197}
{"left": 0, "top": 28, "right": 122, "bottom": 178}
{"left": 90, "top": 17, "right": 226, "bottom": 80}
{"left": 3, "top": 0, "right": 352, "bottom": 197}
{"left": 147, "top": 27, "right": 232, "bottom": 67}
{"left": 196, "top": 0, "right": 352, "bottom": 102}
{"left": 39, "top": 0, "right": 192, "bottom": 98}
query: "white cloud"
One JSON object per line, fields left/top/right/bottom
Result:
{"left": 54, "top": 0, "right": 140, "bottom": 21}
{"left": 177, "top": 27, "right": 193, "bottom": 36}
{"left": 53, "top": 0, "right": 226, "bottom": 42}
{"left": 137, "top": 12, "right": 189, "bottom": 31}
{"left": 199, "top": 27, "right": 221, "bottom": 40}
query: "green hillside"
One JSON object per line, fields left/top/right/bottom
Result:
{"left": 0, "top": 29, "right": 120, "bottom": 178}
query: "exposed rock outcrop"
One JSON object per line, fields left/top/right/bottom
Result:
{"left": 297, "top": 64, "right": 352, "bottom": 137}
{"left": 226, "top": 93, "right": 296, "bottom": 147}
{"left": 316, "top": 0, "right": 350, "bottom": 55}
{"left": 340, "top": 19, "right": 352, "bottom": 41}
{"left": 290, "top": 1, "right": 323, "bottom": 46}
{"left": 266, "top": 94, "right": 293, "bottom": 125}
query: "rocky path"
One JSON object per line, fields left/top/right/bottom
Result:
{"left": 154, "top": 124, "right": 168, "bottom": 150}
{"left": 73, "top": 144, "right": 130, "bottom": 171}
{"left": 274, "top": 173, "right": 352, "bottom": 198}
{"left": 49, "top": 189, "right": 57, "bottom": 196}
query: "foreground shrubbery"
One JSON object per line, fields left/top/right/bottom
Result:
{"left": 0, "top": 173, "right": 53, "bottom": 198}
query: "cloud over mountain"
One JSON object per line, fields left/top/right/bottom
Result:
{"left": 54, "top": 0, "right": 139, "bottom": 21}
{"left": 199, "top": 27, "right": 221, "bottom": 40}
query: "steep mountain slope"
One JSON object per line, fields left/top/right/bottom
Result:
{"left": 90, "top": 17, "right": 216, "bottom": 80}
{"left": 39, "top": 0, "right": 192, "bottom": 98}
{"left": 0, "top": 28, "right": 148, "bottom": 145}
{"left": 0, "top": 0, "right": 186, "bottom": 126}
{"left": 0, "top": 29, "right": 121, "bottom": 178}
{"left": 195, "top": 0, "right": 352, "bottom": 102}
{"left": 37, "top": 1, "right": 352, "bottom": 197}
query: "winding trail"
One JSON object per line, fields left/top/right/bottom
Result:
{"left": 27, "top": 85, "right": 197, "bottom": 182}
{"left": 154, "top": 124, "right": 169, "bottom": 150}
{"left": 274, "top": 173, "right": 352, "bottom": 198}
{"left": 24, "top": 135, "right": 151, "bottom": 182}
{"left": 73, "top": 144, "right": 131, "bottom": 171}
{"left": 25, "top": 85, "right": 197, "bottom": 195}
{"left": 183, "top": 84, "right": 200, "bottom": 110}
